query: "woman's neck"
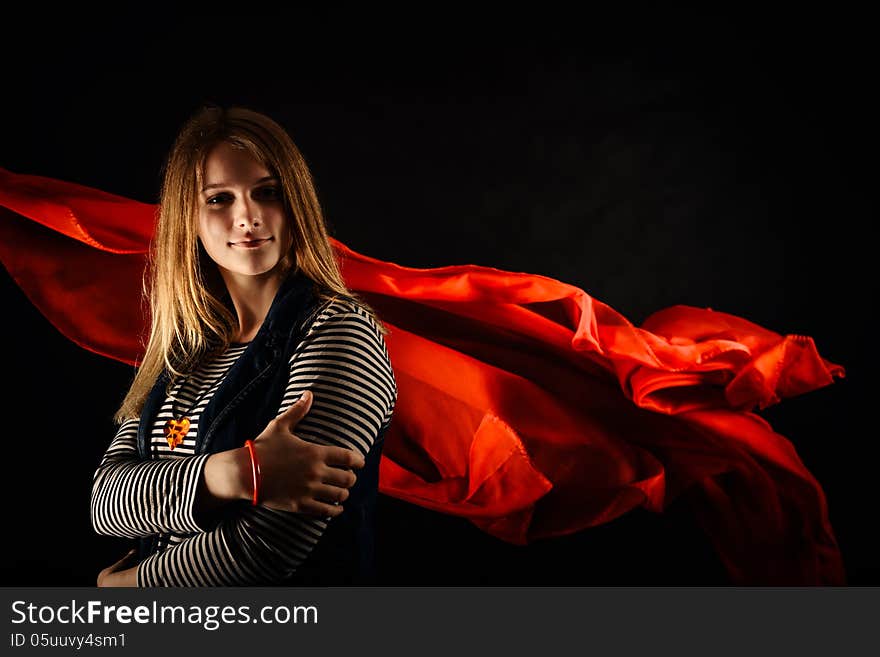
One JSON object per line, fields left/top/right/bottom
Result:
{"left": 220, "top": 268, "right": 286, "bottom": 342}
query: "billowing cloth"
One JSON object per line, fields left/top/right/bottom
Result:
{"left": 0, "top": 165, "right": 845, "bottom": 584}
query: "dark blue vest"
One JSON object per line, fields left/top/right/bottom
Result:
{"left": 134, "top": 269, "right": 387, "bottom": 585}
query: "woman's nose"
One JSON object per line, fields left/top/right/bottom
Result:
{"left": 236, "top": 209, "right": 261, "bottom": 229}
{"left": 235, "top": 197, "right": 261, "bottom": 229}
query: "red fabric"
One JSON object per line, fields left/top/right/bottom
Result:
{"left": 0, "top": 165, "right": 846, "bottom": 584}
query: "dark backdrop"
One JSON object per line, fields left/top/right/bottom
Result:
{"left": 1, "top": 11, "right": 874, "bottom": 585}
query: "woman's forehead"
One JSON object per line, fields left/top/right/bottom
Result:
{"left": 202, "top": 142, "right": 271, "bottom": 185}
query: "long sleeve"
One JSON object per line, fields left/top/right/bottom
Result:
{"left": 90, "top": 419, "right": 212, "bottom": 538}
{"left": 136, "top": 302, "right": 397, "bottom": 586}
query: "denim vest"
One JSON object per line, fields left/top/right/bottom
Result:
{"left": 134, "top": 269, "right": 387, "bottom": 585}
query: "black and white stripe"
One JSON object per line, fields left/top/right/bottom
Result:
{"left": 91, "top": 300, "right": 397, "bottom": 586}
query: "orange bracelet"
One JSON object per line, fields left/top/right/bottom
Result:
{"left": 244, "top": 440, "right": 261, "bottom": 505}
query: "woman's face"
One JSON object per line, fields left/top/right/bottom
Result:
{"left": 197, "top": 141, "right": 291, "bottom": 279}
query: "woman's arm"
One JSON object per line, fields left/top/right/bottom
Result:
{"left": 91, "top": 414, "right": 269, "bottom": 538}
{"left": 91, "top": 403, "right": 358, "bottom": 539}
{"left": 90, "top": 421, "right": 221, "bottom": 538}
{"left": 135, "top": 302, "right": 397, "bottom": 586}
{"left": 91, "top": 318, "right": 368, "bottom": 539}
{"left": 191, "top": 392, "right": 364, "bottom": 529}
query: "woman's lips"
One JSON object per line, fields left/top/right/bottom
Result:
{"left": 231, "top": 237, "right": 272, "bottom": 249}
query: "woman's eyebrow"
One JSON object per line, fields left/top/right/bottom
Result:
{"left": 201, "top": 176, "right": 278, "bottom": 193}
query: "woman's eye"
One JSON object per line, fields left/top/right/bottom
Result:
{"left": 259, "top": 186, "right": 280, "bottom": 199}
{"left": 206, "top": 194, "right": 229, "bottom": 205}
{"left": 206, "top": 187, "right": 279, "bottom": 206}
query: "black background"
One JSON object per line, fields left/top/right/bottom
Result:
{"left": 1, "top": 10, "right": 875, "bottom": 585}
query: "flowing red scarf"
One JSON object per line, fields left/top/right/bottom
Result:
{"left": 0, "top": 166, "right": 845, "bottom": 584}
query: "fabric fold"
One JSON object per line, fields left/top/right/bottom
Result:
{"left": 0, "top": 165, "right": 846, "bottom": 584}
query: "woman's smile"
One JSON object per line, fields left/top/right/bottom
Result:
{"left": 230, "top": 237, "right": 273, "bottom": 249}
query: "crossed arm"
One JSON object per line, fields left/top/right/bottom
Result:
{"left": 91, "top": 306, "right": 397, "bottom": 586}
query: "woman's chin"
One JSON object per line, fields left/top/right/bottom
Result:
{"left": 218, "top": 259, "right": 285, "bottom": 280}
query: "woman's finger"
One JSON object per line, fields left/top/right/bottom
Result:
{"left": 299, "top": 500, "right": 345, "bottom": 518}
{"left": 102, "top": 549, "right": 137, "bottom": 576}
{"left": 312, "top": 484, "right": 349, "bottom": 504}
{"left": 321, "top": 467, "right": 357, "bottom": 489}
{"left": 274, "top": 391, "right": 312, "bottom": 429}
{"left": 322, "top": 445, "right": 366, "bottom": 469}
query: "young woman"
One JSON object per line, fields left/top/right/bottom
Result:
{"left": 90, "top": 105, "right": 397, "bottom": 586}
{"left": 0, "top": 106, "right": 846, "bottom": 587}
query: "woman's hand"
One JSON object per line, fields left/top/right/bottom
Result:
{"left": 97, "top": 549, "right": 139, "bottom": 587}
{"left": 252, "top": 390, "right": 366, "bottom": 517}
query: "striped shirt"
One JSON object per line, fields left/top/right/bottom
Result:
{"left": 91, "top": 299, "right": 397, "bottom": 586}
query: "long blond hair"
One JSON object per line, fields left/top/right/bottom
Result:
{"left": 114, "top": 105, "right": 387, "bottom": 424}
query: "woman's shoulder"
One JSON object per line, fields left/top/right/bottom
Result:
{"left": 306, "top": 295, "right": 386, "bottom": 339}
{"left": 289, "top": 295, "right": 396, "bottom": 393}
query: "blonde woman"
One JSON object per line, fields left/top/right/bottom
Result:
{"left": 91, "top": 105, "right": 397, "bottom": 586}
